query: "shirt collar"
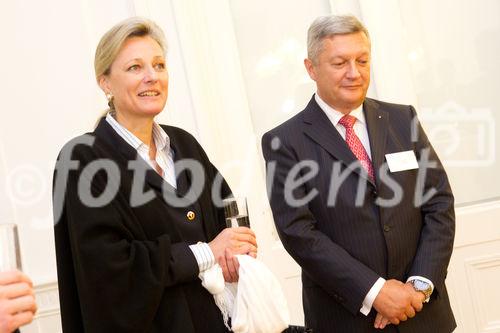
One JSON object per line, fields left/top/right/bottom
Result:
{"left": 106, "top": 111, "right": 171, "bottom": 152}
{"left": 314, "top": 93, "right": 366, "bottom": 126}
{"left": 152, "top": 121, "right": 169, "bottom": 151}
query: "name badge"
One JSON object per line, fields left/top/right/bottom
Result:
{"left": 385, "top": 150, "right": 419, "bottom": 172}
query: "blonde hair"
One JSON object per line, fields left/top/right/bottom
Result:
{"left": 95, "top": 16, "right": 167, "bottom": 79}
{"left": 94, "top": 17, "right": 168, "bottom": 118}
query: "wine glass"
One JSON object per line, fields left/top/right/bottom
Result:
{"left": 223, "top": 197, "right": 250, "bottom": 228}
{"left": 0, "top": 223, "right": 22, "bottom": 271}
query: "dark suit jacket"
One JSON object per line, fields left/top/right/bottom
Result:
{"left": 53, "top": 118, "right": 231, "bottom": 333}
{"left": 262, "top": 96, "right": 456, "bottom": 333}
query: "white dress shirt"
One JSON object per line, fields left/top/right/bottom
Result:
{"left": 315, "top": 93, "right": 372, "bottom": 159}
{"left": 314, "top": 94, "right": 433, "bottom": 315}
{"left": 106, "top": 112, "right": 177, "bottom": 188}
{"left": 106, "top": 113, "right": 215, "bottom": 272}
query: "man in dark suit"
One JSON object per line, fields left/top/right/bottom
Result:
{"left": 262, "top": 15, "right": 456, "bottom": 332}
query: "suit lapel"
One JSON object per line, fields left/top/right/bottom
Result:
{"left": 302, "top": 96, "right": 376, "bottom": 186}
{"left": 166, "top": 126, "right": 218, "bottom": 240}
{"left": 168, "top": 135, "right": 190, "bottom": 198}
{"left": 363, "top": 98, "right": 388, "bottom": 186}
{"left": 94, "top": 117, "right": 137, "bottom": 161}
{"left": 159, "top": 129, "right": 199, "bottom": 204}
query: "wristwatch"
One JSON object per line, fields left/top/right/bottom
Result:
{"left": 410, "top": 279, "right": 433, "bottom": 302}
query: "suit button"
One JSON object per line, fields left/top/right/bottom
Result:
{"left": 383, "top": 225, "right": 391, "bottom": 232}
{"left": 186, "top": 211, "right": 196, "bottom": 221}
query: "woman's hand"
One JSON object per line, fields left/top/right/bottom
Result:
{"left": 0, "top": 270, "right": 37, "bottom": 333}
{"left": 209, "top": 227, "right": 258, "bottom": 282}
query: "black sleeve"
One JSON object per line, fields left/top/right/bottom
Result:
{"left": 54, "top": 153, "right": 199, "bottom": 332}
{"left": 407, "top": 105, "right": 455, "bottom": 294}
{"left": 262, "top": 131, "right": 379, "bottom": 315}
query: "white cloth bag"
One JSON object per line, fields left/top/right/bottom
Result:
{"left": 199, "top": 254, "right": 290, "bottom": 333}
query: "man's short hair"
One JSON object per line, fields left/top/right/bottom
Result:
{"left": 307, "top": 15, "right": 370, "bottom": 64}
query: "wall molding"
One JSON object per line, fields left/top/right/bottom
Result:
{"left": 465, "top": 254, "right": 500, "bottom": 332}
{"left": 19, "top": 280, "right": 61, "bottom": 333}
{"left": 455, "top": 199, "right": 500, "bottom": 248}
{"left": 34, "top": 280, "right": 60, "bottom": 319}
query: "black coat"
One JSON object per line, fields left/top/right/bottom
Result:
{"left": 53, "top": 118, "right": 231, "bottom": 333}
{"left": 262, "top": 96, "right": 456, "bottom": 333}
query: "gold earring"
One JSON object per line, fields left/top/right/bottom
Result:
{"left": 106, "top": 93, "right": 115, "bottom": 109}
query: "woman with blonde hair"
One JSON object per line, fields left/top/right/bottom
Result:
{"left": 53, "top": 17, "right": 257, "bottom": 332}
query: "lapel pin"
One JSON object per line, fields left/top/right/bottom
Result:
{"left": 187, "top": 211, "right": 196, "bottom": 221}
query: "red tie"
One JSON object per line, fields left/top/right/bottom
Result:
{"left": 338, "top": 114, "right": 374, "bottom": 181}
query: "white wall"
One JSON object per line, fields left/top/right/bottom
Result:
{"left": 390, "top": 1, "right": 500, "bottom": 331}
{"left": 2, "top": 0, "right": 499, "bottom": 332}
{"left": 0, "top": 0, "right": 198, "bottom": 331}
{"left": 228, "top": 0, "right": 500, "bottom": 330}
